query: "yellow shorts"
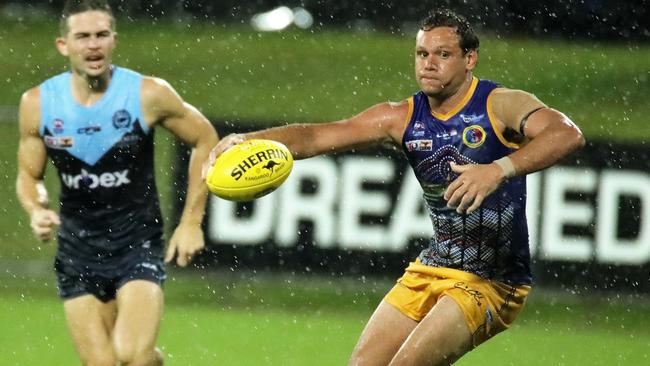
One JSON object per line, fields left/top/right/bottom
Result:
{"left": 384, "top": 260, "right": 531, "bottom": 346}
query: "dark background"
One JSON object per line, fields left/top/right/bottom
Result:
{"left": 176, "top": 123, "right": 650, "bottom": 294}
{"left": 5, "top": 0, "right": 649, "bottom": 41}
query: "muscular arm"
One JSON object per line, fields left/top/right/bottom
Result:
{"left": 491, "top": 88, "right": 585, "bottom": 176}
{"left": 142, "top": 77, "right": 219, "bottom": 266}
{"left": 209, "top": 100, "right": 410, "bottom": 164}
{"left": 16, "top": 88, "right": 61, "bottom": 241}
{"left": 445, "top": 88, "right": 585, "bottom": 214}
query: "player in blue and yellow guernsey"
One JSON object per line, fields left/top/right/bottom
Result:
{"left": 16, "top": 1, "right": 218, "bottom": 365}
{"left": 207, "top": 9, "right": 584, "bottom": 366}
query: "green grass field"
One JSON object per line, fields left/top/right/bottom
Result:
{"left": 2, "top": 15, "right": 649, "bottom": 258}
{"left": 1, "top": 17, "right": 649, "bottom": 139}
{"left": 2, "top": 266, "right": 650, "bottom": 365}
{"left": 1, "top": 13, "right": 650, "bottom": 366}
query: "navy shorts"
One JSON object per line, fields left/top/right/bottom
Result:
{"left": 54, "top": 245, "right": 166, "bottom": 303}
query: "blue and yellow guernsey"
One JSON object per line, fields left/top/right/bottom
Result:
{"left": 401, "top": 77, "right": 531, "bottom": 285}
{"left": 39, "top": 66, "right": 163, "bottom": 262}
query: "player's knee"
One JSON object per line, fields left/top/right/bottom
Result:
{"left": 113, "top": 341, "right": 140, "bottom": 364}
{"left": 348, "top": 345, "right": 373, "bottom": 366}
{"left": 81, "top": 349, "right": 116, "bottom": 366}
{"left": 114, "top": 341, "right": 161, "bottom": 366}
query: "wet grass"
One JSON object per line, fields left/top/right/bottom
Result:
{"left": 1, "top": 15, "right": 649, "bottom": 365}
{"left": 1, "top": 16, "right": 649, "bottom": 140}
{"left": 1, "top": 267, "right": 650, "bottom": 365}
{"left": 1, "top": 18, "right": 649, "bottom": 259}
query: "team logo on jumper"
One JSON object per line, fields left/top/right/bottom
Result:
{"left": 413, "top": 121, "right": 426, "bottom": 136}
{"left": 77, "top": 125, "right": 102, "bottom": 135}
{"left": 112, "top": 110, "right": 132, "bottom": 129}
{"left": 462, "top": 125, "right": 486, "bottom": 148}
{"left": 53, "top": 119, "right": 64, "bottom": 134}
{"left": 460, "top": 114, "right": 484, "bottom": 124}
{"left": 61, "top": 169, "right": 131, "bottom": 189}
{"left": 44, "top": 136, "right": 74, "bottom": 149}
{"left": 405, "top": 139, "right": 433, "bottom": 152}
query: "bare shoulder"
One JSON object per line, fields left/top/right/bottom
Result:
{"left": 141, "top": 76, "right": 184, "bottom": 125}
{"left": 362, "top": 99, "right": 411, "bottom": 125}
{"left": 20, "top": 86, "right": 40, "bottom": 108}
{"left": 381, "top": 99, "right": 413, "bottom": 137}
{"left": 141, "top": 76, "right": 180, "bottom": 104}
{"left": 384, "top": 99, "right": 411, "bottom": 115}
{"left": 19, "top": 86, "right": 41, "bottom": 134}
{"left": 490, "top": 87, "right": 546, "bottom": 130}
{"left": 491, "top": 88, "right": 546, "bottom": 111}
{"left": 342, "top": 99, "right": 411, "bottom": 144}
{"left": 491, "top": 87, "right": 543, "bottom": 104}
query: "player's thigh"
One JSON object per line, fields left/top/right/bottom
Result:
{"left": 113, "top": 280, "right": 164, "bottom": 354}
{"left": 349, "top": 300, "right": 418, "bottom": 366}
{"left": 390, "top": 295, "right": 471, "bottom": 366}
{"left": 64, "top": 295, "right": 117, "bottom": 364}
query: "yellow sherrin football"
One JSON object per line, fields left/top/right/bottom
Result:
{"left": 206, "top": 139, "right": 294, "bottom": 201}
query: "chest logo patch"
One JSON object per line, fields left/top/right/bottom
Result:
{"left": 412, "top": 121, "right": 427, "bottom": 137}
{"left": 44, "top": 136, "right": 74, "bottom": 149}
{"left": 77, "top": 125, "right": 102, "bottom": 135}
{"left": 112, "top": 109, "right": 132, "bottom": 129}
{"left": 53, "top": 119, "right": 64, "bottom": 134}
{"left": 405, "top": 139, "right": 433, "bottom": 151}
{"left": 462, "top": 125, "right": 486, "bottom": 148}
{"left": 460, "top": 114, "right": 485, "bottom": 124}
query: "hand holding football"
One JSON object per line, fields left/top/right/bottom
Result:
{"left": 205, "top": 139, "right": 293, "bottom": 201}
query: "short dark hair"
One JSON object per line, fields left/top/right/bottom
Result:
{"left": 59, "top": 0, "right": 115, "bottom": 36}
{"left": 420, "top": 9, "right": 479, "bottom": 54}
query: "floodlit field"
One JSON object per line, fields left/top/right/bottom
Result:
{"left": 2, "top": 267, "right": 649, "bottom": 365}
{"left": 1, "top": 16, "right": 649, "bottom": 140}
{"left": 1, "top": 13, "right": 650, "bottom": 366}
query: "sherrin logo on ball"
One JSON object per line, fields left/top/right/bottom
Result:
{"left": 206, "top": 139, "right": 294, "bottom": 201}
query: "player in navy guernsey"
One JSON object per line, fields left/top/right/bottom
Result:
{"left": 208, "top": 8, "right": 584, "bottom": 366}
{"left": 15, "top": 1, "right": 218, "bottom": 365}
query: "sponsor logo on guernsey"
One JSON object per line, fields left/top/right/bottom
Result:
{"left": 459, "top": 114, "right": 485, "bottom": 124}
{"left": 61, "top": 169, "right": 131, "bottom": 189}
{"left": 112, "top": 109, "right": 132, "bottom": 129}
{"left": 77, "top": 125, "right": 102, "bottom": 135}
{"left": 405, "top": 139, "right": 433, "bottom": 152}
{"left": 231, "top": 148, "right": 288, "bottom": 181}
{"left": 53, "top": 119, "right": 65, "bottom": 134}
{"left": 44, "top": 136, "right": 74, "bottom": 149}
{"left": 115, "top": 133, "right": 140, "bottom": 148}
{"left": 435, "top": 129, "right": 458, "bottom": 140}
{"left": 462, "top": 125, "right": 487, "bottom": 148}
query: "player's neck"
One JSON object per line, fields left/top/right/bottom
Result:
{"left": 70, "top": 67, "right": 113, "bottom": 106}
{"left": 427, "top": 72, "right": 474, "bottom": 114}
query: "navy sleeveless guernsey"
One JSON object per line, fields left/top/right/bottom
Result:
{"left": 39, "top": 66, "right": 163, "bottom": 263}
{"left": 401, "top": 77, "right": 531, "bottom": 285}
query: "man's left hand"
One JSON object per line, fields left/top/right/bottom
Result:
{"left": 165, "top": 223, "right": 205, "bottom": 267}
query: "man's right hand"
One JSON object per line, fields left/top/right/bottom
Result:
{"left": 30, "top": 208, "right": 61, "bottom": 242}
{"left": 201, "top": 133, "right": 246, "bottom": 180}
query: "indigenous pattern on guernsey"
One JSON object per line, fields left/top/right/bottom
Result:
{"left": 39, "top": 67, "right": 163, "bottom": 263}
{"left": 401, "top": 78, "right": 532, "bottom": 285}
